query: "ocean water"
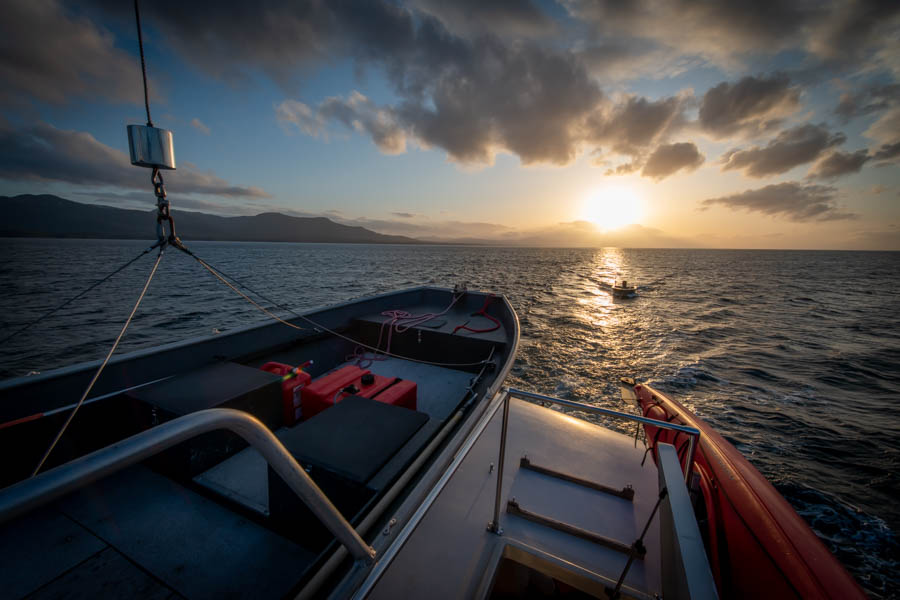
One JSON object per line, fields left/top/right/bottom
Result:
{"left": 1, "top": 238, "right": 898, "bottom": 597}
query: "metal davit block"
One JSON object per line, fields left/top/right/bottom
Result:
{"left": 127, "top": 124, "right": 176, "bottom": 169}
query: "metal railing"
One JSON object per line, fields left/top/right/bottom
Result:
{"left": 0, "top": 408, "right": 376, "bottom": 563}
{"left": 488, "top": 387, "right": 701, "bottom": 535}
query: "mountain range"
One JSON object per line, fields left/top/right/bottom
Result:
{"left": 0, "top": 195, "right": 421, "bottom": 244}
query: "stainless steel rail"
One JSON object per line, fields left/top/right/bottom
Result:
{"left": 488, "top": 387, "right": 701, "bottom": 535}
{"left": 0, "top": 408, "right": 376, "bottom": 563}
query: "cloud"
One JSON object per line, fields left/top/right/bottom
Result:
{"left": 394, "top": 36, "right": 602, "bottom": 165}
{"left": 863, "top": 106, "right": 900, "bottom": 146}
{"left": 0, "top": 122, "right": 270, "bottom": 198}
{"left": 561, "top": 1, "right": 817, "bottom": 65}
{"left": 873, "top": 141, "right": 900, "bottom": 163}
{"left": 190, "top": 118, "right": 211, "bottom": 135}
{"left": 641, "top": 142, "right": 704, "bottom": 180}
{"left": 808, "top": 149, "right": 871, "bottom": 179}
{"left": 807, "top": 0, "right": 900, "bottom": 64}
{"left": 834, "top": 83, "right": 900, "bottom": 122}
{"left": 410, "top": 0, "right": 556, "bottom": 39}
{"left": 588, "top": 94, "right": 689, "bottom": 157}
{"left": 391, "top": 212, "right": 417, "bottom": 218}
{"left": 721, "top": 123, "right": 846, "bottom": 177}
{"left": 698, "top": 73, "right": 802, "bottom": 139}
{"left": 562, "top": 1, "right": 900, "bottom": 75}
{"left": 320, "top": 92, "right": 407, "bottom": 154}
{"left": 1, "top": 0, "right": 145, "bottom": 107}
{"left": 277, "top": 92, "right": 407, "bottom": 154}
{"left": 701, "top": 182, "right": 856, "bottom": 221}
{"left": 275, "top": 100, "right": 322, "bottom": 137}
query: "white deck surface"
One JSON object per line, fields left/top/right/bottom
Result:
{"left": 366, "top": 398, "right": 661, "bottom": 599}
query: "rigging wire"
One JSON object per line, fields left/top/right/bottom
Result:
{"left": 175, "top": 244, "right": 493, "bottom": 368}
{"left": 30, "top": 246, "right": 166, "bottom": 477}
{"left": 134, "top": 0, "right": 153, "bottom": 127}
{"left": 190, "top": 253, "right": 307, "bottom": 332}
{"left": 0, "top": 243, "right": 160, "bottom": 347}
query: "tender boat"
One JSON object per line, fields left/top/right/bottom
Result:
{"left": 0, "top": 287, "right": 867, "bottom": 599}
{"left": 0, "top": 287, "right": 520, "bottom": 599}
{"left": 612, "top": 280, "right": 637, "bottom": 298}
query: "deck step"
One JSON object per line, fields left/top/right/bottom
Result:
{"left": 506, "top": 499, "right": 640, "bottom": 557}
{"left": 520, "top": 455, "right": 634, "bottom": 500}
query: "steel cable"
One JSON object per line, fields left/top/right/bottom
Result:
{"left": 0, "top": 243, "right": 160, "bottom": 347}
{"left": 175, "top": 244, "right": 493, "bottom": 368}
{"left": 31, "top": 246, "right": 166, "bottom": 477}
{"left": 134, "top": 0, "right": 153, "bottom": 126}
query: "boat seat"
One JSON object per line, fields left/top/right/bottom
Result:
{"left": 268, "top": 395, "right": 429, "bottom": 549}
{"left": 126, "top": 361, "right": 283, "bottom": 479}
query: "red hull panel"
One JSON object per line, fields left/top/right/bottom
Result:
{"left": 635, "top": 384, "right": 865, "bottom": 599}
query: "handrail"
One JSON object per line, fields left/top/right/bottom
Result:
{"left": 488, "top": 388, "right": 701, "bottom": 535}
{"left": 0, "top": 408, "right": 376, "bottom": 563}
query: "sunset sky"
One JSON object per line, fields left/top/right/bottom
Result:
{"left": 1, "top": 0, "right": 898, "bottom": 249}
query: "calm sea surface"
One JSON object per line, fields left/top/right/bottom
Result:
{"left": 1, "top": 238, "right": 898, "bottom": 597}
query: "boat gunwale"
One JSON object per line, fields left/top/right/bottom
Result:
{"left": 319, "top": 292, "right": 520, "bottom": 600}
{"left": 637, "top": 382, "right": 866, "bottom": 600}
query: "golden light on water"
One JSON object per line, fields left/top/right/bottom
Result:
{"left": 580, "top": 185, "right": 643, "bottom": 230}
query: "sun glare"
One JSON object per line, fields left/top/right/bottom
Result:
{"left": 580, "top": 185, "right": 643, "bottom": 230}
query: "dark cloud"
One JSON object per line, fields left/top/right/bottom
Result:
{"left": 698, "top": 74, "right": 802, "bottom": 139}
{"left": 395, "top": 36, "right": 602, "bottom": 164}
{"left": 563, "top": 0, "right": 899, "bottom": 74}
{"left": 410, "top": 0, "right": 556, "bottom": 39}
{"left": 561, "top": 1, "right": 816, "bottom": 62}
{"left": 721, "top": 124, "right": 846, "bottom": 177}
{"left": 391, "top": 212, "right": 417, "bottom": 218}
{"left": 589, "top": 95, "right": 688, "bottom": 157}
{"left": 701, "top": 182, "right": 857, "bottom": 221}
{"left": 0, "top": 122, "right": 269, "bottom": 198}
{"left": 807, "top": 0, "right": 900, "bottom": 63}
{"left": 873, "top": 141, "right": 900, "bottom": 162}
{"left": 641, "top": 142, "right": 704, "bottom": 180}
{"left": 834, "top": 83, "right": 900, "bottom": 122}
{"left": 864, "top": 107, "right": 900, "bottom": 146}
{"left": 1, "top": 0, "right": 144, "bottom": 107}
{"left": 808, "top": 149, "right": 871, "bottom": 179}
{"left": 279, "top": 33, "right": 604, "bottom": 164}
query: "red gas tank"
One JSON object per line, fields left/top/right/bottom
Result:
{"left": 301, "top": 365, "right": 418, "bottom": 419}
{"left": 260, "top": 361, "right": 312, "bottom": 426}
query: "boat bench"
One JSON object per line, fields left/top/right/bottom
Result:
{"left": 269, "top": 395, "right": 429, "bottom": 550}
{"left": 126, "top": 361, "right": 283, "bottom": 479}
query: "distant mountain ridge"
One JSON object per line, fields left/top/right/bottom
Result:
{"left": 0, "top": 195, "right": 421, "bottom": 244}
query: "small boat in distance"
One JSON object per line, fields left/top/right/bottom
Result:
{"left": 612, "top": 279, "right": 637, "bottom": 298}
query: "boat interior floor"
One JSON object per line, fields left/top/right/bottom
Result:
{"left": 366, "top": 398, "right": 661, "bottom": 600}
{"left": 1, "top": 356, "right": 479, "bottom": 599}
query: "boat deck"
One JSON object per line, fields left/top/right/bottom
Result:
{"left": 364, "top": 398, "right": 661, "bottom": 599}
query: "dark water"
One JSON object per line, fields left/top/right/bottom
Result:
{"left": 2, "top": 239, "right": 899, "bottom": 598}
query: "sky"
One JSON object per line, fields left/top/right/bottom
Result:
{"left": 1, "top": 0, "right": 899, "bottom": 249}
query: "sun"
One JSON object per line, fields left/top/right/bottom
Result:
{"left": 580, "top": 185, "right": 643, "bottom": 230}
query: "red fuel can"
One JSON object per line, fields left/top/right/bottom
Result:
{"left": 301, "top": 365, "right": 418, "bottom": 419}
{"left": 260, "top": 361, "right": 312, "bottom": 426}
{"left": 371, "top": 379, "right": 417, "bottom": 411}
